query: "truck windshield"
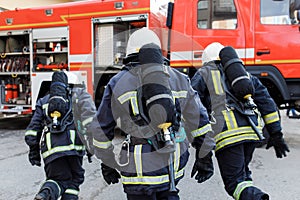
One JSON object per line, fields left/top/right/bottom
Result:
{"left": 261, "top": 0, "right": 298, "bottom": 24}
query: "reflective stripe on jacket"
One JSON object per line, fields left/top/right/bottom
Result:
{"left": 25, "top": 93, "right": 85, "bottom": 164}
{"left": 191, "top": 62, "right": 281, "bottom": 152}
{"left": 93, "top": 64, "right": 214, "bottom": 194}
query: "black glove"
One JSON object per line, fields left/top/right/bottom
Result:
{"left": 191, "top": 151, "right": 214, "bottom": 183}
{"left": 28, "top": 146, "right": 41, "bottom": 167}
{"left": 86, "top": 150, "right": 93, "bottom": 163}
{"left": 266, "top": 132, "right": 290, "bottom": 158}
{"left": 101, "top": 163, "right": 121, "bottom": 185}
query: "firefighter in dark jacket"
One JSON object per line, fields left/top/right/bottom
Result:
{"left": 191, "top": 42, "right": 290, "bottom": 200}
{"left": 93, "top": 28, "right": 215, "bottom": 200}
{"left": 25, "top": 71, "right": 94, "bottom": 200}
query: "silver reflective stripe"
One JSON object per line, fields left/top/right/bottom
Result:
{"left": 117, "top": 91, "right": 139, "bottom": 115}
{"left": 93, "top": 138, "right": 112, "bottom": 149}
{"left": 46, "top": 179, "right": 61, "bottom": 195}
{"left": 191, "top": 124, "right": 212, "bottom": 138}
{"left": 118, "top": 91, "right": 136, "bottom": 104}
{"left": 65, "top": 189, "right": 79, "bottom": 195}
{"left": 174, "top": 143, "right": 180, "bottom": 172}
{"left": 42, "top": 144, "right": 85, "bottom": 158}
{"left": 233, "top": 181, "right": 253, "bottom": 200}
{"left": 49, "top": 96, "right": 67, "bottom": 103}
{"left": 43, "top": 103, "right": 49, "bottom": 117}
{"left": 211, "top": 70, "right": 224, "bottom": 95}
{"left": 215, "top": 132, "right": 260, "bottom": 151}
{"left": 82, "top": 117, "right": 93, "bottom": 127}
{"left": 121, "top": 168, "right": 185, "bottom": 185}
{"left": 222, "top": 110, "right": 238, "bottom": 129}
{"left": 134, "top": 145, "right": 143, "bottom": 177}
{"left": 46, "top": 132, "right": 51, "bottom": 150}
{"left": 25, "top": 130, "right": 37, "bottom": 136}
{"left": 263, "top": 111, "right": 280, "bottom": 124}
{"left": 146, "top": 94, "right": 173, "bottom": 106}
{"left": 231, "top": 75, "right": 249, "bottom": 87}
{"left": 214, "top": 126, "right": 262, "bottom": 142}
{"left": 172, "top": 91, "right": 187, "bottom": 98}
{"left": 70, "top": 130, "right": 76, "bottom": 144}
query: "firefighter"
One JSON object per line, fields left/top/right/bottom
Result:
{"left": 93, "top": 27, "right": 215, "bottom": 200}
{"left": 191, "top": 42, "right": 290, "bottom": 200}
{"left": 25, "top": 71, "right": 94, "bottom": 200}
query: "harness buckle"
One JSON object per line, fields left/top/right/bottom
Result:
{"left": 117, "top": 134, "right": 130, "bottom": 167}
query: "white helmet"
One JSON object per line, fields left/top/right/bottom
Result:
{"left": 66, "top": 71, "right": 79, "bottom": 85}
{"left": 126, "top": 27, "right": 161, "bottom": 56}
{"left": 202, "top": 42, "right": 224, "bottom": 65}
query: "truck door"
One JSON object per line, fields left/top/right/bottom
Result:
{"left": 191, "top": 0, "right": 246, "bottom": 66}
{"left": 92, "top": 15, "right": 147, "bottom": 107}
{"left": 254, "top": 0, "right": 300, "bottom": 105}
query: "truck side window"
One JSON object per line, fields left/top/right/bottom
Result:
{"left": 261, "top": 0, "right": 298, "bottom": 25}
{"left": 197, "top": 0, "right": 237, "bottom": 29}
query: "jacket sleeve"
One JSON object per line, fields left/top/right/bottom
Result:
{"left": 191, "top": 69, "right": 211, "bottom": 113}
{"left": 92, "top": 82, "right": 117, "bottom": 167}
{"left": 24, "top": 98, "right": 45, "bottom": 148}
{"left": 72, "top": 87, "right": 97, "bottom": 132}
{"left": 252, "top": 76, "right": 281, "bottom": 134}
{"left": 183, "top": 77, "right": 215, "bottom": 158}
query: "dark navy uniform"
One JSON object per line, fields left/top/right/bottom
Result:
{"left": 25, "top": 86, "right": 89, "bottom": 200}
{"left": 93, "top": 63, "right": 215, "bottom": 199}
{"left": 191, "top": 61, "right": 281, "bottom": 200}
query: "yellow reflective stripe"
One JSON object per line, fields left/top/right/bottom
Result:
{"left": 233, "top": 181, "right": 253, "bottom": 200}
{"left": 134, "top": 145, "right": 143, "bottom": 177}
{"left": 93, "top": 138, "right": 112, "bottom": 149}
{"left": 172, "top": 91, "right": 187, "bottom": 99}
{"left": 174, "top": 143, "right": 180, "bottom": 172}
{"left": 42, "top": 144, "right": 85, "bottom": 158}
{"left": 215, "top": 126, "right": 262, "bottom": 142}
{"left": 42, "top": 103, "right": 49, "bottom": 117}
{"left": 263, "top": 111, "right": 280, "bottom": 124}
{"left": 117, "top": 91, "right": 139, "bottom": 115}
{"left": 82, "top": 117, "right": 93, "bottom": 127}
{"left": 70, "top": 130, "right": 75, "bottom": 144}
{"left": 65, "top": 189, "right": 79, "bottom": 196}
{"left": 191, "top": 124, "right": 212, "bottom": 138}
{"left": 46, "top": 180, "right": 61, "bottom": 195}
{"left": 211, "top": 70, "right": 224, "bottom": 95}
{"left": 118, "top": 91, "right": 136, "bottom": 104}
{"left": 25, "top": 130, "right": 37, "bottom": 136}
{"left": 46, "top": 132, "right": 51, "bottom": 150}
{"left": 222, "top": 110, "right": 238, "bottom": 129}
{"left": 215, "top": 132, "right": 260, "bottom": 151}
{"left": 121, "top": 168, "right": 185, "bottom": 185}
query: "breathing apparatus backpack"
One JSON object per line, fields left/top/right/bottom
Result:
{"left": 47, "top": 71, "right": 73, "bottom": 134}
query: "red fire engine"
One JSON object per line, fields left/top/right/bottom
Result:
{"left": 0, "top": 0, "right": 299, "bottom": 117}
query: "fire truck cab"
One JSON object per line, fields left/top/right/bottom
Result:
{"left": 169, "top": 0, "right": 300, "bottom": 110}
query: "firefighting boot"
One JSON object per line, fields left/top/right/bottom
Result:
{"left": 34, "top": 188, "right": 51, "bottom": 200}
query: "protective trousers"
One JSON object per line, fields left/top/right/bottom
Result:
{"left": 215, "top": 142, "right": 269, "bottom": 200}
{"left": 126, "top": 190, "right": 179, "bottom": 200}
{"left": 38, "top": 155, "right": 84, "bottom": 200}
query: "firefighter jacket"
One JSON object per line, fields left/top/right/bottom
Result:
{"left": 191, "top": 61, "right": 281, "bottom": 152}
{"left": 25, "top": 88, "right": 86, "bottom": 165}
{"left": 93, "top": 63, "right": 215, "bottom": 195}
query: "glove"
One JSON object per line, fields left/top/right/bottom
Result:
{"left": 266, "top": 132, "right": 290, "bottom": 158}
{"left": 101, "top": 163, "right": 121, "bottom": 185}
{"left": 28, "top": 146, "right": 41, "bottom": 167}
{"left": 86, "top": 150, "right": 93, "bottom": 163}
{"left": 191, "top": 151, "right": 214, "bottom": 183}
